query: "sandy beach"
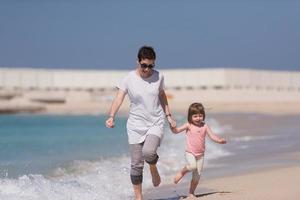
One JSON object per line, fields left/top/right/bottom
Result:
{"left": 144, "top": 165, "right": 300, "bottom": 200}
{"left": 1, "top": 89, "right": 300, "bottom": 116}
{"left": 201, "top": 165, "right": 300, "bottom": 200}
{"left": 160, "top": 166, "right": 300, "bottom": 200}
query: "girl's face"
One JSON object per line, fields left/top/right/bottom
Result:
{"left": 191, "top": 113, "right": 204, "bottom": 125}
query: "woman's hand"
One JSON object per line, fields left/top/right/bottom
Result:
{"left": 105, "top": 117, "right": 115, "bottom": 128}
{"left": 167, "top": 116, "right": 176, "bottom": 128}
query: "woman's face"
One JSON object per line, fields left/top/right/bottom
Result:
{"left": 137, "top": 59, "right": 155, "bottom": 78}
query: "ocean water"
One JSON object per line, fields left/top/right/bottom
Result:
{"left": 0, "top": 115, "right": 128, "bottom": 178}
{"left": 0, "top": 113, "right": 299, "bottom": 200}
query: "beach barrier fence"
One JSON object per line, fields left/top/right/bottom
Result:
{"left": 0, "top": 67, "right": 299, "bottom": 92}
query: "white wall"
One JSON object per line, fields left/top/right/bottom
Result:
{"left": 0, "top": 67, "right": 299, "bottom": 90}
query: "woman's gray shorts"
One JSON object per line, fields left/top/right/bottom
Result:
{"left": 129, "top": 134, "right": 160, "bottom": 185}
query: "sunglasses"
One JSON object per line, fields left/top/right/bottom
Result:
{"left": 140, "top": 63, "right": 155, "bottom": 69}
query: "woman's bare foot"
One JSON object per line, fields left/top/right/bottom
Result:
{"left": 150, "top": 164, "right": 161, "bottom": 187}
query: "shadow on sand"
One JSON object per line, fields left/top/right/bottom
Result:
{"left": 148, "top": 191, "right": 231, "bottom": 200}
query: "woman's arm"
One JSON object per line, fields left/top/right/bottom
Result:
{"left": 105, "top": 89, "right": 126, "bottom": 128}
{"left": 170, "top": 122, "right": 189, "bottom": 134}
{"left": 159, "top": 89, "right": 176, "bottom": 128}
{"left": 206, "top": 125, "right": 226, "bottom": 144}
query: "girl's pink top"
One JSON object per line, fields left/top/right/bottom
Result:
{"left": 185, "top": 123, "right": 208, "bottom": 158}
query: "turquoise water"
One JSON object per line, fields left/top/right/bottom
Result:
{"left": 0, "top": 115, "right": 128, "bottom": 178}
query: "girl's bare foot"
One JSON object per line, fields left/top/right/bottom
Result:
{"left": 179, "top": 194, "right": 196, "bottom": 200}
{"left": 186, "top": 194, "right": 197, "bottom": 199}
{"left": 174, "top": 171, "right": 184, "bottom": 184}
{"left": 150, "top": 165, "right": 161, "bottom": 187}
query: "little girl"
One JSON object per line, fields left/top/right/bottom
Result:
{"left": 170, "top": 102, "right": 226, "bottom": 199}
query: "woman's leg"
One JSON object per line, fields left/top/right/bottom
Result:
{"left": 132, "top": 184, "right": 142, "bottom": 200}
{"left": 149, "top": 164, "right": 161, "bottom": 187}
{"left": 142, "top": 134, "right": 161, "bottom": 187}
{"left": 130, "top": 143, "right": 144, "bottom": 200}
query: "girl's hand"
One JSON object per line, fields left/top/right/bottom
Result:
{"left": 167, "top": 116, "right": 176, "bottom": 128}
{"left": 105, "top": 117, "right": 115, "bottom": 128}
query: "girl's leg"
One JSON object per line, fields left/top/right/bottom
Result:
{"left": 142, "top": 134, "right": 161, "bottom": 187}
{"left": 174, "top": 152, "right": 197, "bottom": 184}
{"left": 189, "top": 156, "right": 204, "bottom": 196}
{"left": 174, "top": 166, "right": 188, "bottom": 184}
{"left": 130, "top": 143, "right": 144, "bottom": 200}
{"left": 189, "top": 178, "right": 199, "bottom": 197}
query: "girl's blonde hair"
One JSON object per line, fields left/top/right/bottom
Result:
{"left": 188, "top": 102, "right": 206, "bottom": 123}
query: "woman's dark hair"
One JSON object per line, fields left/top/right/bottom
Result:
{"left": 137, "top": 46, "right": 156, "bottom": 62}
{"left": 188, "top": 103, "right": 206, "bottom": 123}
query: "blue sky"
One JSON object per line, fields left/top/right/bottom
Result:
{"left": 0, "top": 1, "right": 299, "bottom": 70}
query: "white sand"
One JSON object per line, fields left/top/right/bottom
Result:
{"left": 1, "top": 89, "right": 300, "bottom": 115}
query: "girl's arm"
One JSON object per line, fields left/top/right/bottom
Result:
{"left": 206, "top": 125, "right": 226, "bottom": 144}
{"left": 159, "top": 89, "right": 176, "bottom": 128}
{"left": 170, "top": 122, "right": 189, "bottom": 134}
{"left": 105, "top": 89, "right": 126, "bottom": 128}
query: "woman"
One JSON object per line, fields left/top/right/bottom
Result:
{"left": 105, "top": 45, "right": 176, "bottom": 200}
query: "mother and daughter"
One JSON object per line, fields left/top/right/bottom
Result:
{"left": 105, "top": 46, "right": 226, "bottom": 200}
